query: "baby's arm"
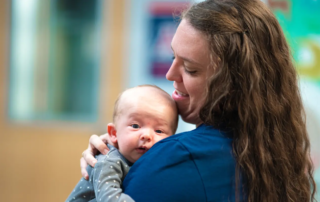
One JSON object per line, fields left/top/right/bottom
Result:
{"left": 92, "top": 152, "right": 134, "bottom": 202}
{"left": 66, "top": 165, "right": 95, "bottom": 201}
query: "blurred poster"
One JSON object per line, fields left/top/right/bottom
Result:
{"left": 148, "top": 2, "right": 189, "bottom": 78}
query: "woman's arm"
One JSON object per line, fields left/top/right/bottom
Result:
{"left": 80, "top": 134, "right": 111, "bottom": 179}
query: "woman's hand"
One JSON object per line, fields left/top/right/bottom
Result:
{"left": 80, "top": 133, "right": 110, "bottom": 180}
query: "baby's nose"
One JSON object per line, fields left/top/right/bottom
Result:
{"left": 140, "top": 129, "right": 152, "bottom": 141}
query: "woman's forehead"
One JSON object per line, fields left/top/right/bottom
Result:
{"left": 171, "top": 19, "right": 211, "bottom": 67}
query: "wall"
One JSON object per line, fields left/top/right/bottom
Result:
{"left": 0, "top": 0, "right": 126, "bottom": 201}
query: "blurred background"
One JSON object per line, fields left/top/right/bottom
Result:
{"left": 0, "top": 0, "right": 319, "bottom": 201}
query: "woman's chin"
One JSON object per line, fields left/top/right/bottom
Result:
{"left": 179, "top": 110, "right": 202, "bottom": 126}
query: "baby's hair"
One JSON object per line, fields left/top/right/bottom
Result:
{"left": 112, "top": 84, "right": 178, "bottom": 134}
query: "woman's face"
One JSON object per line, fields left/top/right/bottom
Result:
{"left": 166, "top": 19, "right": 214, "bottom": 126}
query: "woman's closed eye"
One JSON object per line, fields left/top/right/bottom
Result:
{"left": 184, "top": 67, "right": 197, "bottom": 75}
{"left": 131, "top": 124, "right": 140, "bottom": 129}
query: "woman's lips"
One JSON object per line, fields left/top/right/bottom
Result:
{"left": 176, "top": 89, "right": 188, "bottom": 97}
{"left": 172, "top": 90, "right": 189, "bottom": 101}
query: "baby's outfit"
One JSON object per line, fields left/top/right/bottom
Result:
{"left": 66, "top": 145, "right": 134, "bottom": 202}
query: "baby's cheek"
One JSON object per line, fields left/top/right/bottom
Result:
{"left": 154, "top": 135, "right": 168, "bottom": 143}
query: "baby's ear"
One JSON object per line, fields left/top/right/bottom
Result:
{"left": 107, "top": 123, "right": 117, "bottom": 145}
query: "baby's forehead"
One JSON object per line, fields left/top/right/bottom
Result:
{"left": 114, "top": 86, "right": 178, "bottom": 133}
{"left": 117, "top": 87, "right": 176, "bottom": 119}
{"left": 118, "top": 87, "right": 173, "bottom": 116}
{"left": 121, "top": 86, "right": 171, "bottom": 103}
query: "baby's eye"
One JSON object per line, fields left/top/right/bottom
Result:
{"left": 155, "top": 130, "right": 163, "bottom": 134}
{"left": 131, "top": 124, "right": 140, "bottom": 129}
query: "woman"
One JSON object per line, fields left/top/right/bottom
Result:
{"left": 80, "top": 0, "right": 316, "bottom": 201}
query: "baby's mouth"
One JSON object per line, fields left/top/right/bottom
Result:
{"left": 136, "top": 146, "right": 149, "bottom": 153}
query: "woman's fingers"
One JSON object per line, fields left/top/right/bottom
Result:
{"left": 90, "top": 134, "right": 109, "bottom": 155}
{"left": 80, "top": 134, "right": 111, "bottom": 180}
{"left": 82, "top": 146, "right": 97, "bottom": 167}
{"left": 80, "top": 157, "right": 89, "bottom": 180}
{"left": 82, "top": 134, "right": 109, "bottom": 167}
{"left": 100, "top": 133, "right": 110, "bottom": 146}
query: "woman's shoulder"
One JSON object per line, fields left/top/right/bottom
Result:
{"left": 147, "top": 124, "right": 234, "bottom": 159}
{"left": 124, "top": 124, "right": 239, "bottom": 202}
{"left": 158, "top": 124, "right": 233, "bottom": 146}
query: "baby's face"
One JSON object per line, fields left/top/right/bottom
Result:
{"left": 114, "top": 87, "right": 177, "bottom": 163}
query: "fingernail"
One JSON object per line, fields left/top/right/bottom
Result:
{"left": 103, "top": 149, "right": 108, "bottom": 155}
{"left": 92, "top": 160, "right": 97, "bottom": 166}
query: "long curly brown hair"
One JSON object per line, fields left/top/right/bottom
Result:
{"left": 182, "top": 0, "right": 316, "bottom": 201}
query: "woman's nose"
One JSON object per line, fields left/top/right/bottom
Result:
{"left": 166, "top": 60, "right": 182, "bottom": 82}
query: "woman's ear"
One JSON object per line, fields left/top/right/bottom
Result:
{"left": 107, "top": 123, "right": 117, "bottom": 145}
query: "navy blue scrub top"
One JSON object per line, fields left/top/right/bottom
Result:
{"left": 123, "top": 124, "right": 246, "bottom": 202}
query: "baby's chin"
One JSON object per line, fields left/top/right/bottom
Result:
{"left": 126, "top": 155, "right": 141, "bottom": 164}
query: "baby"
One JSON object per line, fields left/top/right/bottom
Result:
{"left": 66, "top": 85, "right": 178, "bottom": 202}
